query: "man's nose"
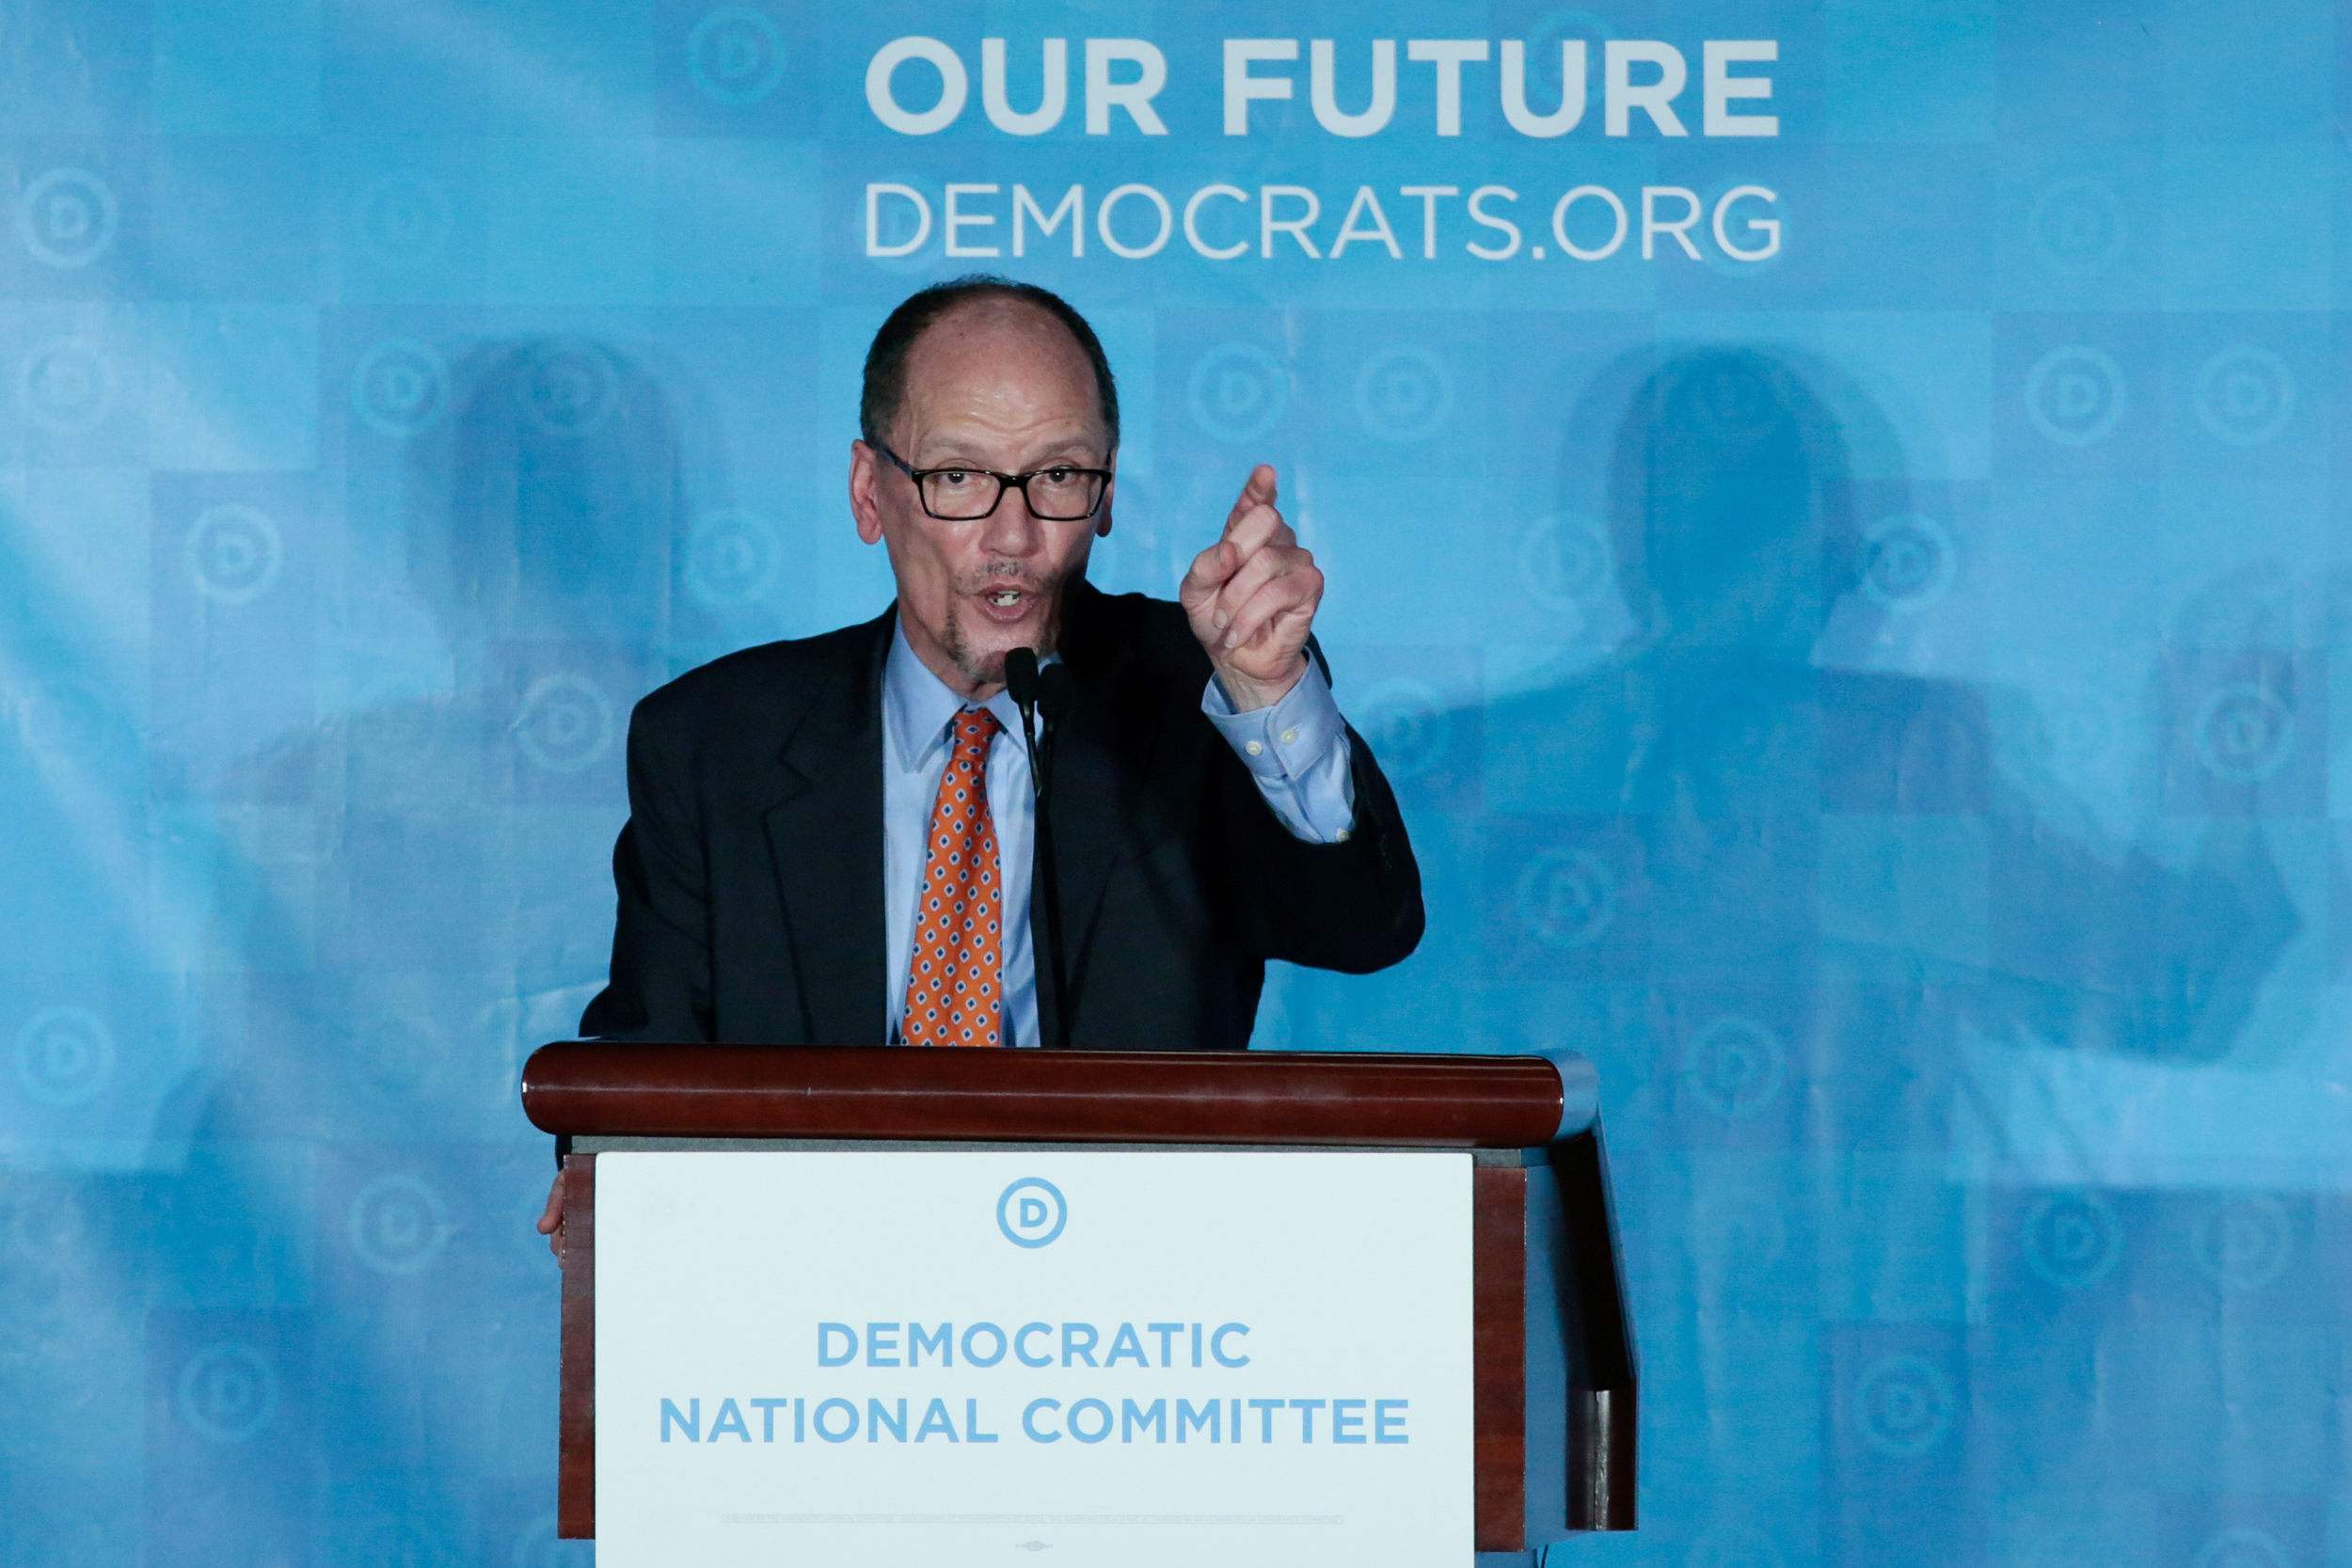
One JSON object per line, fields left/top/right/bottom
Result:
{"left": 978, "top": 481, "right": 1044, "bottom": 556}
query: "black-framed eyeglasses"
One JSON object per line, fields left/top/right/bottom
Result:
{"left": 877, "top": 444, "right": 1111, "bottom": 523}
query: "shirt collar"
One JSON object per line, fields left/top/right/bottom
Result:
{"left": 883, "top": 617, "right": 1034, "bottom": 770}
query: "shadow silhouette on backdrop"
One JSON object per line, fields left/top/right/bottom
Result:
{"left": 140, "top": 337, "right": 692, "bottom": 1567}
{"left": 1294, "top": 342, "right": 2305, "bottom": 1155}
{"left": 1475, "top": 345, "right": 2299, "bottom": 1148}
{"left": 172, "top": 336, "right": 689, "bottom": 1142}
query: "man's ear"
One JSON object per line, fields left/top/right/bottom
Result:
{"left": 1095, "top": 471, "right": 1115, "bottom": 538}
{"left": 849, "top": 439, "right": 886, "bottom": 546}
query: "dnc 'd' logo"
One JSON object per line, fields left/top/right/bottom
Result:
{"left": 996, "top": 1177, "right": 1068, "bottom": 1249}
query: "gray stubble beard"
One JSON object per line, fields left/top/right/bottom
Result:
{"left": 939, "top": 562, "right": 1070, "bottom": 689}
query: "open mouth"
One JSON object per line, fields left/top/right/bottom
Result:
{"left": 972, "top": 580, "right": 1043, "bottom": 622}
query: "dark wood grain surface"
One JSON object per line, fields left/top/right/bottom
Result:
{"left": 523, "top": 1042, "right": 1566, "bottom": 1148}
{"left": 556, "top": 1153, "right": 595, "bottom": 1539}
{"left": 1471, "top": 1164, "right": 1529, "bottom": 1550}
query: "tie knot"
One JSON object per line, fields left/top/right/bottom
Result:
{"left": 953, "top": 708, "right": 1000, "bottom": 751}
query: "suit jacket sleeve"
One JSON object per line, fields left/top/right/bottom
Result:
{"left": 579, "top": 692, "right": 717, "bottom": 1040}
{"left": 1211, "top": 715, "right": 1424, "bottom": 974}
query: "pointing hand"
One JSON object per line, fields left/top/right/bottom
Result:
{"left": 1179, "top": 465, "right": 1323, "bottom": 712}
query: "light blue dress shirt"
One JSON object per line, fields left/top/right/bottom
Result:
{"left": 882, "top": 620, "right": 1357, "bottom": 1047}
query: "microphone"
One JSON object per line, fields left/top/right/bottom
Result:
{"left": 1002, "top": 647, "right": 1073, "bottom": 1050}
{"left": 1003, "top": 645, "right": 1041, "bottom": 715}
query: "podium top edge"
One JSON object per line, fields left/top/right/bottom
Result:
{"left": 568, "top": 1135, "right": 1556, "bottom": 1165}
{"left": 520, "top": 1041, "right": 1597, "bottom": 1148}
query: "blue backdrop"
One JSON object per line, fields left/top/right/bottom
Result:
{"left": 3, "top": 2, "right": 2347, "bottom": 1563}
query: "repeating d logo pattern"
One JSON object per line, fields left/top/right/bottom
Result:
{"left": 353, "top": 339, "right": 452, "bottom": 438}
{"left": 1355, "top": 345, "right": 1454, "bottom": 442}
{"left": 14, "top": 1006, "right": 115, "bottom": 1108}
{"left": 183, "top": 504, "right": 283, "bottom": 606}
{"left": 1186, "top": 343, "right": 1288, "bottom": 443}
{"left": 2021, "top": 1190, "right": 2124, "bottom": 1290}
{"left": 17, "top": 168, "right": 118, "bottom": 269}
{"left": 2026, "top": 345, "right": 2126, "bottom": 447}
{"left": 685, "top": 508, "right": 785, "bottom": 608}
{"left": 517, "top": 340, "right": 619, "bottom": 438}
{"left": 1860, "top": 514, "right": 1957, "bottom": 613}
{"left": 2193, "top": 684, "right": 2294, "bottom": 784}
{"left": 2028, "top": 178, "right": 2127, "bottom": 277}
{"left": 514, "top": 673, "right": 615, "bottom": 773}
{"left": 689, "top": 7, "right": 788, "bottom": 106}
{"left": 354, "top": 171, "right": 455, "bottom": 269}
{"left": 19, "top": 339, "right": 114, "bottom": 435}
{"left": 1356, "top": 677, "right": 1451, "bottom": 781}
{"left": 177, "top": 1343, "right": 278, "bottom": 1443}
{"left": 2194, "top": 346, "right": 2294, "bottom": 446}
{"left": 1851, "top": 1354, "right": 1956, "bottom": 1458}
{"left": 1682, "top": 1016, "right": 1787, "bottom": 1118}
{"left": 1517, "top": 513, "right": 1614, "bottom": 614}
{"left": 903, "top": 710, "right": 1006, "bottom": 1047}
{"left": 2190, "top": 1196, "right": 2294, "bottom": 1293}
{"left": 347, "top": 1175, "right": 454, "bottom": 1275}
{"left": 1515, "top": 846, "right": 1617, "bottom": 948}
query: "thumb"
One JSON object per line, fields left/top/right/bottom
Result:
{"left": 1182, "top": 539, "right": 1235, "bottom": 605}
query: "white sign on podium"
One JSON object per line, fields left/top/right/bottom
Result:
{"left": 596, "top": 1148, "right": 1474, "bottom": 1567}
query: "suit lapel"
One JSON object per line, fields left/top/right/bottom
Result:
{"left": 763, "top": 610, "right": 892, "bottom": 1045}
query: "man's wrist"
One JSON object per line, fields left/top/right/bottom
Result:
{"left": 1212, "top": 654, "right": 1308, "bottom": 714}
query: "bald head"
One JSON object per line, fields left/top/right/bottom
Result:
{"left": 887, "top": 296, "right": 1106, "bottom": 464}
{"left": 860, "top": 277, "right": 1119, "bottom": 455}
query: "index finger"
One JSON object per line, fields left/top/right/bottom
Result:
{"left": 1224, "top": 464, "right": 1279, "bottom": 536}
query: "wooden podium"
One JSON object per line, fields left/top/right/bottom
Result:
{"left": 523, "top": 1043, "right": 1637, "bottom": 1556}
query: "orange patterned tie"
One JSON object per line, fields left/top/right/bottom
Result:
{"left": 902, "top": 709, "right": 1006, "bottom": 1047}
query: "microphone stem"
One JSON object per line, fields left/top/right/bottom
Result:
{"left": 1013, "top": 696, "right": 1073, "bottom": 1052}
{"left": 1034, "top": 725, "right": 1072, "bottom": 1052}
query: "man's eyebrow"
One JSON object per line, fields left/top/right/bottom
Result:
{"left": 911, "top": 445, "right": 1107, "bottom": 469}
{"left": 900, "top": 443, "right": 992, "bottom": 467}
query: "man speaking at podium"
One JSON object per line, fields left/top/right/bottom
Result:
{"left": 572, "top": 277, "right": 1422, "bottom": 1066}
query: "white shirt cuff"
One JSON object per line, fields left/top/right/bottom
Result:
{"left": 1201, "top": 661, "right": 1359, "bottom": 843}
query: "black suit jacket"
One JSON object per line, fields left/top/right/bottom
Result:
{"left": 579, "top": 581, "right": 1423, "bottom": 1050}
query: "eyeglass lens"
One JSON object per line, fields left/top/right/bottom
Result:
{"left": 921, "top": 467, "right": 1104, "bottom": 521}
